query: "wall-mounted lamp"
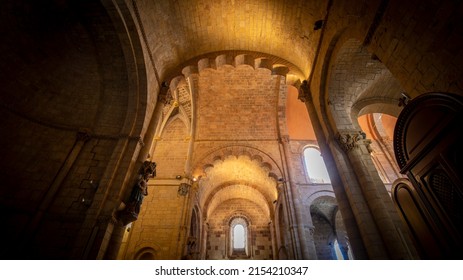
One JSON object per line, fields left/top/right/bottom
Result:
{"left": 176, "top": 175, "right": 183, "bottom": 180}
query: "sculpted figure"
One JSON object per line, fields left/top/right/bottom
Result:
{"left": 119, "top": 161, "right": 156, "bottom": 225}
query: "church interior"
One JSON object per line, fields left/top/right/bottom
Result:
{"left": 1, "top": 0, "right": 462, "bottom": 260}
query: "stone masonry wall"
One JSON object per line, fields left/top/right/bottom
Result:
{"left": 206, "top": 198, "right": 272, "bottom": 260}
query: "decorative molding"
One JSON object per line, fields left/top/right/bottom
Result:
{"left": 164, "top": 51, "right": 305, "bottom": 83}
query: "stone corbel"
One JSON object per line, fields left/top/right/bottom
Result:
{"left": 298, "top": 80, "right": 312, "bottom": 103}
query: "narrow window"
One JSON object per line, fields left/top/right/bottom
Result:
{"left": 233, "top": 224, "right": 245, "bottom": 249}
{"left": 303, "top": 147, "right": 331, "bottom": 183}
{"left": 230, "top": 217, "right": 248, "bottom": 258}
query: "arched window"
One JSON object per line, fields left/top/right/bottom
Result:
{"left": 233, "top": 224, "right": 245, "bottom": 249}
{"left": 303, "top": 147, "right": 331, "bottom": 183}
{"left": 229, "top": 217, "right": 249, "bottom": 258}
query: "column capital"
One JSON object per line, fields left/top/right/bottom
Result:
{"left": 297, "top": 80, "right": 312, "bottom": 103}
{"left": 178, "top": 182, "right": 191, "bottom": 196}
{"left": 336, "top": 130, "right": 371, "bottom": 153}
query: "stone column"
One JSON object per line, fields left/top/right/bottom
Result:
{"left": 103, "top": 222, "right": 126, "bottom": 259}
{"left": 268, "top": 221, "right": 277, "bottom": 260}
{"left": 201, "top": 221, "right": 209, "bottom": 260}
{"left": 298, "top": 81, "right": 368, "bottom": 259}
{"left": 280, "top": 137, "right": 318, "bottom": 259}
{"left": 335, "top": 130, "right": 412, "bottom": 259}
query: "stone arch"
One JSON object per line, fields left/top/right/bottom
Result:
{"left": 203, "top": 182, "right": 272, "bottom": 220}
{"left": 193, "top": 145, "right": 283, "bottom": 179}
{"left": 309, "top": 195, "right": 340, "bottom": 260}
{"left": 328, "top": 38, "right": 387, "bottom": 129}
{"left": 185, "top": 206, "right": 201, "bottom": 259}
{"left": 134, "top": 247, "right": 157, "bottom": 260}
{"left": 196, "top": 150, "right": 279, "bottom": 223}
{"left": 225, "top": 213, "right": 252, "bottom": 259}
{"left": 158, "top": 113, "right": 190, "bottom": 139}
{"left": 228, "top": 215, "right": 250, "bottom": 255}
{"left": 358, "top": 112, "right": 402, "bottom": 186}
{"left": 164, "top": 51, "right": 304, "bottom": 85}
{"left": 151, "top": 116, "right": 190, "bottom": 178}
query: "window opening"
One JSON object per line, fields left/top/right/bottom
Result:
{"left": 233, "top": 224, "right": 245, "bottom": 249}
{"left": 304, "top": 147, "right": 331, "bottom": 183}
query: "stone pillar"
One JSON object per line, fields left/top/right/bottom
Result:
{"left": 201, "top": 221, "right": 209, "bottom": 260}
{"left": 281, "top": 137, "right": 318, "bottom": 259}
{"left": 103, "top": 222, "right": 126, "bottom": 259}
{"left": 298, "top": 81, "right": 369, "bottom": 259}
{"left": 269, "top": 221, "right": 277, "bottom": 260}
{"left": 336, "top": 130, "right": 412, "bottom": 259}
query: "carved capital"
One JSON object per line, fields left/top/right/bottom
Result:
{"left": 337, "top": 132, "right": 362, "bottom": 152}
{"left": 298, "top": 80, "right": 312, "bottom": 103}
{"left": 178, "top": 183, "right": 191, "bottom": 196}
{"left": 337, "top": 131, "right": 372, "bottom": 153}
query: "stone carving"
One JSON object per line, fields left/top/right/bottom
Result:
{"left": 337, "top": 132, "right": 362, "bottom": 152}
{"left": 119, "top": 161, "right": 156, "bottom": 226}
{"left": 178, "top": 183, "right": 191, "bottom": 196}
{"left": 298, "top": 80, "right": 312, "bottom": 103}
{"left": 337, "top": 131, "right": 373, "bottom": 153}
{"left": 337, "top": 132, "right": 361, "bottom": 152}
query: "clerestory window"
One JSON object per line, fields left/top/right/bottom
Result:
{"left": 303, "top": 147, "right": 331, "bottom": 183}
